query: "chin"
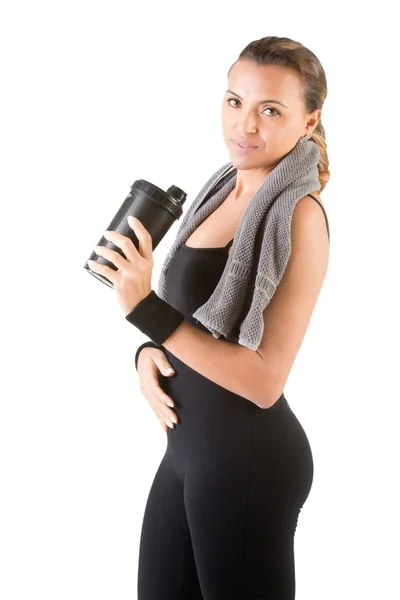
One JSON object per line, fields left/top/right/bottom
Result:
{"left": 228, "top": 154, "right": 258, "bottom": 169}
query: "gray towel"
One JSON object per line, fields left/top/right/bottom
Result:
{"left": 157, "top": 136, "right": 322, "bottom": 350}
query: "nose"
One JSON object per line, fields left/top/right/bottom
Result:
{"left": 237, "top": 109, "right": 258, "bottom": 134}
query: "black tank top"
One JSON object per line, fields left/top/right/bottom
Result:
{"left": 165, "top": 194, "right": 329, "bottom": 334}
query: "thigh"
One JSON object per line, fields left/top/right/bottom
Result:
{"left": 137, "top": 450, "right": 203, "bottom": 600}
{"left": 183, "top": 421, "right": 252, "bottom": 600}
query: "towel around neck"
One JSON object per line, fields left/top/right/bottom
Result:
{"left": 157, "top": 136, "right": 322, "bottom": 351}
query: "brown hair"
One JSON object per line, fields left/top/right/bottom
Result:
{"left": 229, "top": 36, "right": 330, "bottom": 192}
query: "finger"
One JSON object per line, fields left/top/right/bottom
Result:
{"left": 151, "top": 401, "right": 177, "bottom": 427}
{"left": 93, "top": 245, "right": 129, "bottom": 271}
{"left": 146, "top": 383, "right": 176, "bottom": 413}
{"left": 157, "top": 416, "right": 168, "bottom": 432}
{"left": 164, "top": 394, "right": 175, "bottom": 409}
{"left": 87, "top": 259, "right": 118, "bottom": 285}
{"left": 103, "top": 229, "right": 140, "bottom": 264}
{"left": 127, "top": 216, "right": 153, "bottom": 260}
{"left": 146, "top": 389, "right": 178, "bottom": 424}
{"left": 148, "top": 375, "right": 175, "bottom": 408}
{"left": 164, "top": 417, "right": 174, "bottom": 429}
{"left": 151, "top": 355, "right": 176, "bottom": 378}
{"left": 157, "top": 398, "right": 179, "bottom": 424}
{"left": 168, "top": 412, "right": 178, "bottom": 424}
{"left": 162, "top": 364, "right": 175, "bottom": 377}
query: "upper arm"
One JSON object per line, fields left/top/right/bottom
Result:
{"left": 256, "top": 195, "right": 330, "bottom": 406}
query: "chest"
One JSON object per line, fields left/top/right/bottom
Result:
{"left": 185, "top": 189, "right": 252, "bottom": 256}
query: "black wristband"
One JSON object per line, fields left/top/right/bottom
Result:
{"left": 126, "top": 290, "right": 185, "bottom": 346}
{"left": 134, "top": 341, "right": 164, "bottom": 370}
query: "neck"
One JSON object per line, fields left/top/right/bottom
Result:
{"left": 231, "top": 164, "right": 275, "bottom": 201}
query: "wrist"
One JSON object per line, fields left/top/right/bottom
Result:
{"left": 126, "top": 290, "right": 185, "bottom": 346}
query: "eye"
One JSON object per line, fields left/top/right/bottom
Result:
{"left": 227, "top": 98, "right": 240, "bottom": 108}
{"left": 263, "top": 106, "right": 280, "bottom": 116}
{"left": 226, "top": 98, "right": 280, "bottom": 116}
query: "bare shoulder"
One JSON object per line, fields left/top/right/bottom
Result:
{"left": 298, "top": 190, "right": 325, "bottom": 209}
{"left": 300, "top": 190, "right": 328, "bottom": 215}
{"left": 293, "top": 191, "right": 329, "bottom": 244}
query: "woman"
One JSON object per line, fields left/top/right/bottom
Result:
{"left": 91, "top": 35, "right": 330, "bottom": 599}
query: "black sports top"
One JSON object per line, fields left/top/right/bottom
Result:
{"left": 166, "top": 237, "right": 234, "bottom": 333}
{"left": 165, "top": 193, "right": 329, "bottom": 335}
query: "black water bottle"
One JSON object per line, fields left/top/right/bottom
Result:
{"left": 84, "top": 179, "right": 187, "bottom": 288}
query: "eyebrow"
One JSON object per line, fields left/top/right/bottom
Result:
{"left": 226, "top": 89, "right": 288, "bottom": 108}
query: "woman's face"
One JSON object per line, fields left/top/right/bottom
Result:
{"left": 221, "top": 60, "right": 320, "bottom": 171}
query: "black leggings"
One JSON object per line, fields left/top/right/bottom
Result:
{"left": 137, "top": 349, "right": 314, "bottom": 600}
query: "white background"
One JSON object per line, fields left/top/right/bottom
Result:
{"left": 1, "top": 1, "right": 399, "bottom": 598}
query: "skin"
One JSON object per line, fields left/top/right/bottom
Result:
{"left": 222, "top": 59, "right": 321, "bottom": 199}
{"left": 133, "top": 60, "right": 330, "bottom": 428}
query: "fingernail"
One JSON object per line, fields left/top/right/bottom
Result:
{"left": 166, "top": 421, "right": 174, "bottom": 429}
{"left": 166, "top": 368, "right": 175, "bottom": 375}
{"left": 170, "top": 416, "right": 177, "bottom": 424}
{"left": 167, "top": 401, "right": 174, "bottom": 408}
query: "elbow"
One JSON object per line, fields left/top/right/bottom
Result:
{"left": 254, "top": 378, "right": 285, "bottom": 410}
{"left": 244, "top": 351, "right": 285, "bottom": 409}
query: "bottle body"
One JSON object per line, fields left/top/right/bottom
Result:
{"left": 84, "top": 179, "right": 187, "bottom": 288}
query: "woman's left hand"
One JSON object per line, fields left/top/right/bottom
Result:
{"left": 87, "top": 216, "right": 154, "bottom": 317}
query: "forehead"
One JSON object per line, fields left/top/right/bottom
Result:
{"left": 228, "top": 60, "right": 302, "bottom": 103}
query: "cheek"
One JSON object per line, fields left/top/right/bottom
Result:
{"left": 221, "top": 113, "right": 233, "bottom": 138}
{"left": 263, "top": 119, "right": 294, "bottom": 142}
{"left": 221, "top": 106, "right": 231, "bottom": 124}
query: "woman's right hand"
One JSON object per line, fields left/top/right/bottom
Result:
{"left": 137, "top": 346, "right": 179, "bottom": 432}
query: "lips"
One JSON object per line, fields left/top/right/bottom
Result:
{"left": 232, "top": 138, "right": 258, "bottom": 148}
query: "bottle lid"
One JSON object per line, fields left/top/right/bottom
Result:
{"left": 166, "top": 185, "right": 187, "bottom": 206}
{"left": 132, "top": 179, "right": 187, "bottom": 219}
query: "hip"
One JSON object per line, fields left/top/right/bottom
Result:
{"left": 161, "top": 348, "right": 314, "bottom": 498}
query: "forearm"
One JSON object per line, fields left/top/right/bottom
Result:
{"left": 126, "top": 290, "right": 277, "bottom": 408}
{"left": 125, "top": 290, "right": 280, "bottom": 408}
{"left": 161, "top": 320, "right": 275, "bottom": 408}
